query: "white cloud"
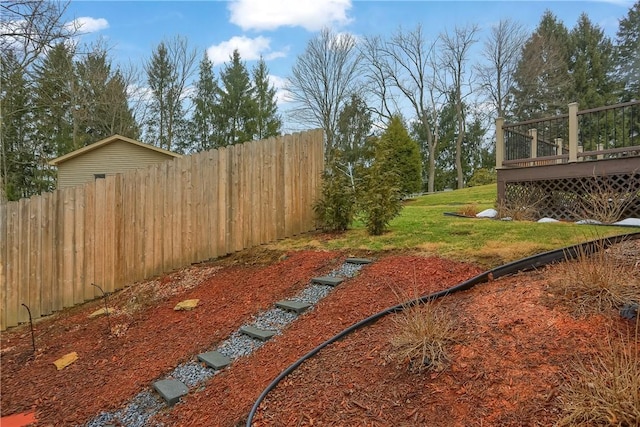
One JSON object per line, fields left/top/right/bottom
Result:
{"left": 228, "top": 0, "right": 353, "bottom": 32}
{"left": 206, "top": 36, "right": 287, "bottom": 64}
{"left": 268, "top": 75, "right": 293, "bottom": 105}
{"left": 66, "top": 16, "right": 109, "bottom": 34}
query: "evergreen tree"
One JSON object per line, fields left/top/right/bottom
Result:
{"left": 433, "top": 100, "right": 486, "bottom": 190}
{"left": 569, "top": 14, "right": 617, "bottom": 109}
{"left": 216, "top": 49, "right": 256, "bottom": 146}
{"left": 75, "top": 48, "right": 139, "bottom": 144}
{"left": 377, "top": 116, "right": 422, "bottom": 196}
{"left": 32, "top": 42, "right": 76, "bottom": 158}
{"left": 146, "top": 42, "right": 177, "bottom": 150}
{"left": 145, "top": 37, "right": 196, "bottom": 152}
{"left": 434, "top": 100, "right": 458, "bottom": 190}
{"left": 104, "top": 69, "right": 140, "bottom": 139}
{"left": 511, "top": 11, "right": 571, "bottom": 120}
{"left": 313, "top": 151, "right": 356, "bottom": 232}
{"left": 190, "top": 53, "right": 220, "bottom": 151}
{"left": 335, "top": 93, "right": 373, "bottom": 189}
{"left": 1, "top": 51, "right": 39, "bottom": 200}
{"left": 252, "top": 57, "right": 281, "bottom": 140}
{"left": 359, "top": 133, "right": 403, "bottom": 236}
{"left": 615, "top": 1, "right": 640, "bottom": 101}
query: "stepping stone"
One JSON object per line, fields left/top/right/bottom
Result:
{"left": 311, "top": 276, "right": 344, "bottom": 287}
{"left": 240, "top": 325, "right": 276, "bottom": 341}
{"left": 345, "top": 257, "right": 372, "bottom": 265}
{"left": 153, "top": 379, "right": 188, "bottom": 406}
{"left": 275, "top": 300, "right": 311, "bottom": 314}
{"left": 197, "top": 351, "right": 231, "bottom": 370}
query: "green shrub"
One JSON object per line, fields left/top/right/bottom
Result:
{"left": 468, "top": 168, "right": 496, "bottom": 187}
{"left": 377, "top": 115, "right": 422, "bottom": 196}
{"left": 359, "top": 150, "right": 403, "bottom": 235}
{"left": 313, "top": 159, "right": 355, "bottom": 232}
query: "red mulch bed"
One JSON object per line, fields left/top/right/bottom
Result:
{"left": 1, "top": 247, "right": 637, "bottom": 426}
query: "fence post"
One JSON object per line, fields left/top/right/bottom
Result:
{"left": 568, "top": 102, "right": 578, "bottom": 163}
{"left": 495, "top": 117, "right": 504, "bottom": 169}
{"left": 597, "top": 143, "right": 604, "bottom": 160}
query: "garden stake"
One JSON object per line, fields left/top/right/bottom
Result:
{"left": 21, "top": 303, "right": 36, "bottom": 355}
{"left": 91, "top": 283, "right": 111, "bottom": 334}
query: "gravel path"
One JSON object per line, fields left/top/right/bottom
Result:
{"left": 84, "top": 259, "right": 368, "bottom": 427}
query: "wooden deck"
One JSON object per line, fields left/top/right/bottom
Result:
{"left": 495, "top": 101, "right": 640, "bottom": 220}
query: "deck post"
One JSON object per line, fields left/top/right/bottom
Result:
{"left": 495, "top": 117, "right": 504, "bottom": 169}
{"left": 568, "top": 102, "right": 578, "bottom": 163}
{"left": 555, "top": 138, "right": 564, "bottom": 164}
{"left": 529, "top": 129, "right": 537, "bottom": 166}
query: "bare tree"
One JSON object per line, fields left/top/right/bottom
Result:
{"left": 287, "top": 28, "right": 361, "bottom": 161}
{"left": 361, "top": 25, "right": 445, "bottom": 193}
{"left": 439, "top": 24, "right": 479, "bottom": 189}
{"left": 1, "top": 0, "right": 77, "bottom": 71}
{"left": 475, "top": 18, "right": 528, "bottom": 119}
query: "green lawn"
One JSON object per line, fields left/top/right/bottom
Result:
{"left": 269, "top": 184, "right": 638, "bottom": 267}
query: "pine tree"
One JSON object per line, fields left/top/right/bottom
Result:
{"left": 104, "top": 70, "right": 140, "bottom": 139}
{"left": 252, "top": 57, "right": 281, "bottom": 140}
{"left": 377, "top": 116, "right": 422, "bottom": 196}
{"left": 1, "top": 51, "right": 39, "bottom": 200}
{"left": 569, "top": 14, "right": 617, "bottom": 109}
{"left": 190, "top": 53, "right": 220, "bottom": 151}
{"left": 75, "top": 48, "right": 139, "bottom": 144}
{"left": 615, "top": 1, "right": 640, "bottom": 101}
{"left": 145, "top": 37, "right": 196, "bottom": 152}
{"left": 335, "top": 93, "right": 373, "bottom": 194}
{"left": 359, "top": 134, "right": 403, "bottom": 236}
{"left": 511, "top": 11, "right": 571, "bottom": 120}
{"left": 146, "top": 42, "right": 177, "bottom": 150}
{"left": 32, "top": 43, "right": 76, "bottom": 156}
{"left": 216, "top": 49, "right": 256, "bottom": 146}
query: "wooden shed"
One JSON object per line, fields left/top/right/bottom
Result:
{"left": 49, "top": 134, "right": 182, "bottom": 189}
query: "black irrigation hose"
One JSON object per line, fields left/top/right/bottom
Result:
{"left": 246, "top": 231, "right": 640, "bottom": 426}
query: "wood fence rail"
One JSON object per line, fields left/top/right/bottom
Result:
{"left": 0, "top": 130, "right": 324, "bottom": 331}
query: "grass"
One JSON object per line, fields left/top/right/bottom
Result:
{"left": 388, "top": 300, "right": 457, "bottom": 373}
{"left": 268, "top": 184, "right": 635, "bottom": 267}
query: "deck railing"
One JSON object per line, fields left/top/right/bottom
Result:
{"left": 496, "top": 101, "right": 640, "bottom": 168}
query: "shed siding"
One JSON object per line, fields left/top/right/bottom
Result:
{"left": 57, "top": 141, "right": 176, "bottom": 189}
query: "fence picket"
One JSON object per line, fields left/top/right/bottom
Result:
{"left": 0, "top": 201, "right": 7, "bottom": 329}
{"left": 61, "top": 189, "right": 75, "bottom": 308}
{"left": 6, "top": 202, "right": 19, "bottom": 327}
{"left": 84, "top": 182, "right": 95, "bottom": 300}
{"left": 40, "top": 193, "right": 53, "bottom": 312}
{"left": 94, "top": 178, "right": 106, "bottom": 296}
{"left": 73, "top": 186, "right": 85, "bottom": 305}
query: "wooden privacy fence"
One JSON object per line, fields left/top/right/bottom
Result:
{"left": 0, "top": 129, "right": 324, "bottom": 331}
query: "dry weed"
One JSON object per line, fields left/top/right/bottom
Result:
{"left": 579, "top": 174, "right": 640, "bottom": 224}
{"left": 556, "top": 328, "right": 640, "bottom": 427}
{"left": 389, "top": 300, "right": 457, "bottom": 372}
{"left": 549, "top": 240, "right": 640, "bottom": 316}
{"left": 458, "top": 203, "right": 479, "bottom": 217}
{"left": 497, "top": 185, "right": 545, "bottom": 221}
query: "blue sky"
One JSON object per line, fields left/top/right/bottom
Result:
{"left": 62, "top": 0, "right": 635, "bottom": 128}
